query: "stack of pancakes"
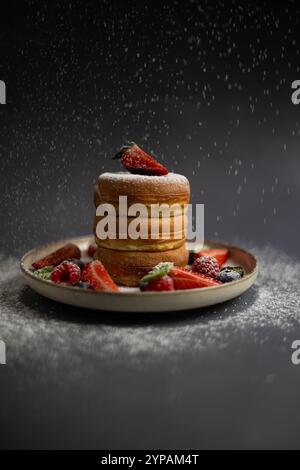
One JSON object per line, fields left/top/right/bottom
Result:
{"left": 93, "top": 172, "right": 190, "bottom": 286}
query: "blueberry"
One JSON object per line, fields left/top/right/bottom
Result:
{"left": 75, "top": 282, "right": 91, "bottom": 289}
{"left": 216, "top": 269, "right": 241, "bottom": 283}
{"left": 67, "top": 259, "right": 85, "bottom": 270}
{"left": 221, "top": 266, "right": 244, "bottom": 278}
{"left": 188, "top": 251, "right": 195, "bottom": 266}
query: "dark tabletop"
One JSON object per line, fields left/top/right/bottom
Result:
{"left": 0, "top": 0, "right": 300, "bottom": 450}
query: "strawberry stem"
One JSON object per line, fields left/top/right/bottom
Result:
{"left": 112, "top": 142, "right": 136, "bottom": 160}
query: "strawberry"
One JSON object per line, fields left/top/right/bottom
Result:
{"left": 140, "top": 262, "right": 221, "bottom": 291}
{"left": 85, "top": 261, "right": 119, "bottom": 292}
{"left": 113, "top": 143, "right": 169, "bottom": 176}
{"left": 170, "top": 267, "right": 221, "bottom": 290}
{"left": 32, "top": 243, "right": 81, "bottom": 270}
{"left": 143, "top": 276, "right": 175, "bottom": 292}
{"left": 194, "top": 248, "right": 229, "bottom": 266}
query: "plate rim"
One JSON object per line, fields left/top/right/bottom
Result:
{"left": 20, "top": 235, "right": 259, "bottom": 297}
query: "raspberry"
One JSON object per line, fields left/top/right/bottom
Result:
{"left": 192, "top": 256, "right": 220, "bottom": 279}
{"left": 51, "top": 261, "right": 81, "bottom": 285}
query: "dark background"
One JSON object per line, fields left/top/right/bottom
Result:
{"left": 0, "top": 0, "right": 300, "bottom": 450}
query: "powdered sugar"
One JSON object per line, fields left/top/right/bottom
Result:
{"left": 0, "top": 245, "right": 299, "bottom": 371}
{"left": 99, "top": 171, "right": 189, "bottom": 186}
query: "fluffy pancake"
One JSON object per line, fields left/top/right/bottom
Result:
{"left": 96, "top": 245, "right": 189, "bottom": 287}
{"left": 95, "top": 172, "right": 190, "bottom": 211}
{"left": 95, "top": 237, "right": 186, "bottom": 252}
{"left": 93, "top": 171, "right": 190, "bottom": 286}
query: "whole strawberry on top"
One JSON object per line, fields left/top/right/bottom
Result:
{"left": 113, "top": 143, "right": 169, "bottom": 176}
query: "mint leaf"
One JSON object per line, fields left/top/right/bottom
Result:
{"left": 33, "top": 266, "right": 54, "bottom": 281}
{"left": 141, "top": 262, "right": 174, "bottom": 284}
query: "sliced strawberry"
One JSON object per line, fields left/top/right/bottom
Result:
{"left": 113, "top": 143, "right": 169, "bottom": 176}
{"left": 86, "top": 261, "right": 119, "bottom": 292}
{"left": 32, "top": 243, "right": 81, "bottom": 270}
{"left": 170, "top": 267, "right": 221, "bottom": 290}
{"left": 143, "top": 275, "right": 174, "bottom": 292}
{"left": 195, "top": 248, "right": 229, "bottom": 266}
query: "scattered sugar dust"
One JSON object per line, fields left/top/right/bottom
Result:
{"left": 0, "top": 245, "right": 300, "bottom": 370}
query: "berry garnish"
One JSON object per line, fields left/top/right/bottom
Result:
{"left": 170, "top": 267, "right": 221, "bottom": 290}
{"left": 188, "top": 250, "right": 196, "bottom": 266}
{"left": 113, "top": 143, "right": 169, "bottom": 176}
{"left": 140, "top": 262, "right": 174, "bottom": 286}
{"left": 143, "top": 275, "right": 175, "bottom": 292}
{"left": 194, "top": 248, "right": 229, "bottom": 266}
{"left": 140, "top": 262, "right": 221, "bottom": 291}
{"left": 51, "top": 261, "right": 81, "bottom": 285}
{"left": 87, "top": 242, "right": 97, "bottom": 258}
{"left": 76, "top": 282, "right": 92, "bottom": 289}
{"left": 32, "top": 243, "right": 81, "bottom": 270}
{"left": 192, "top": 256, "right": 220, "bottom": 278}
{"left": 85, "top": 261, "right": 119, "bottom": 292}
{"left": 81, "top": 263, "right": 90, "bottom": 282}
{"left": 33, "top": 266, "right": 53, "bottom": 281}
{"left": 67, "top": 258, "right": 85, "bottom": 270}
{"left": 221, "top": 266, "right": 244, "bottom": 278}
{"left": 216, "top": 267, "right": 243, "bottom": 283}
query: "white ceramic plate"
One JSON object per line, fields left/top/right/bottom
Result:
{"left": 20, "top": 236, "right": 258, "bottom": 313}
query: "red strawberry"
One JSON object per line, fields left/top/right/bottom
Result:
{"left": 51, "top": 261, "right": 81, "bottom": 285}
{"left": 143, "top": 275, "right": 175, "bottom": 292}
{"left": 85, "top": 261, "right": 119, "bottom": 292}
{"left": 87, "top": 242, "right": 97, "bottom": 258}
{"left": 170, "top": 267, "right": 221, "bottom": 290}
{"left": 113, "top": 143, "right": 169, "bottom": 176}
{"left": 32, "top": 243, "right": 81, "bottom": 270}
{"left": 195, "top": 249, "right": 229, "bottom": 266}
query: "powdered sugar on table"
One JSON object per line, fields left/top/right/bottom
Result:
{"left": 0, "top": 244, "right": 299, "bottom": 372}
